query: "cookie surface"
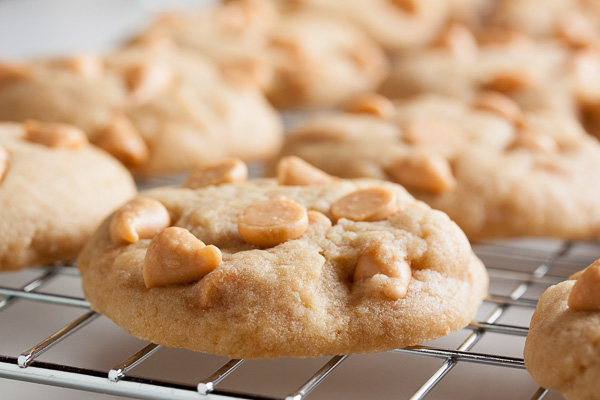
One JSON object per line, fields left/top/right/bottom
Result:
{"left": 381, "top": 27, "right": 589, "bottom": 111}
{"left": 379, "top": 23, "right": 600, "bottom": 139}
{"left": 0, "top": 121, "right": 136, "bottom": 271}
{"left": 284, "top": 0, "right": 449, "bottom": 51}
{"left": 524, "top": 261, "right": 600, "bottom": 400}
{"left": 274, "top": 94, "right": 600, "bottom": 240}
{"left": 0, "top": 45, "right": 282, "bottom": 174}
{"left": 78, "top": 163, "right": 487, "bottom": 359}
{"left": 137, "top": 0, "right": 389, "bottom": 109}
{"left": 486, "top": 0, "right": 600, "bottom": 43}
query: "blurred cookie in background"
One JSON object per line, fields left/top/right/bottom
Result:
{"left": 0, "top": 120, "right": 136, "bottom": 271}
{"left": 380, "top": 23, "right": 600, "bottom": 140}
{"left": 0, "top": 44, "right": 283, "bottom": 175}
{"left": 134, "top": 0, "right": 389, "bottom": 109}
{"left": 272, "top": 93, "right": 600, "bottom": 241}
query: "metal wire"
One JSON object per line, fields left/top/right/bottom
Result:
{"left": 0, "top": 239, "right": 596, "bottom": 399}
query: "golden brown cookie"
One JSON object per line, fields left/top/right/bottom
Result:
{"left": 135, "top": 0, "right": 389, "bottom": 109}
{"left": 524, "top": 260, "right": 600, "bottom": 400}
{"left": 283, "top": 0, "right": 449, "bottom": 51}
{"left": 0, "top": 121, "right": 136, "bottom": 271}
{"left": 381, "top": 25, "right": 592, "bottom": 111}
{"left": 0, "top": 45, "right": 283, "bottom": 174}
{"left": 273, "top": 93, "right": 600, "bottom": 240}
{"left": 486, "top": 0, "right": 600, "bottom": 47}
{"left": 380, "top": 23, "right": 600, "bottom": 139}
{"left": 77, "top": 159, "right": 488, "bottom": 359}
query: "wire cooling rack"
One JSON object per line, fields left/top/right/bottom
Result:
{"left": 1, "top": 239, "right": 597, "bottom": 400}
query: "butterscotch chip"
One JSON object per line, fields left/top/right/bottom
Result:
{"left": 127, "top": 29, "right": 175, "bottom": 51}
{"left": 110, "top": 197, "right": 171, "bottom": 245}
{"left": 508, "top": 130, "right": 559, "bottom": 154}
{"left": 525, "top": 259, "right": 600, "bottom": 400}
{"left": 305, "top": 210, "right": 332, "bottom": 236}
{"left": 568, "top": 261, "right": 600, "bottom": 311}
{"left": 388, "top": 0, "right": 418, "bottom": 14}
{"left": 353, "top": 246, "right": 411, "bottom": 300}
{"left": 387, "top": 153, "right": 456, "bottom": 194}
{"left": 268, "top": 37, "right": 307, "bottom": 61}
{"left": 219, "top": 58, "right": 272, "bottom": 90}
{"left": 354, "top": 244, "right": 412, "bottom": 300}
{"left": 347, "top": 43, "right": 384, "bottom": 76}
{"left": 472, "top": 91, "right": 523, "bottom": 124}
{"left": 402, "top": 118, "right": 468, "bottom": 152}
{"left": 124, "top": 63, "right": 173, "bottom": 105}
{"left": 485, "top": 71, "right": 537, "bottom": 93}
{"left": 23, "top": 120, "right": 88, "bottom": 149}
{"left": 184, "top": 158, "right": 248, "bottom": 189}
{"left": 277, "top": 156, "right": 334, "bottom": 186}
{"left": 143, "top": 227, "right": 222, "bottom": 289}
{"left": 0, "top": 122, "right": 136, "bottom": 271}
{"left": 217, "top": 0, "right": 273, "bottom": 31}
{"left": 569, "top": 49, "right": 600, "bottom": 99}
{"left": 331, "top": 187, "right": 399, "bottom": 222}
{"left": 94, "top": 113, "right": 149, "bottom": 168}
{"left": 555, "top": 13, "right": 599, "bottom": 50}
{"left": 238, "top": 197, "right": 309, "bottom": 247}
{"left": 477, "top": 28, "right": 532, "bottom": 47}
{"left": 345, "top": 93, "right": 396, "bottom": 119}
{"left": 0, "top": 145, "right": 7, "bottom": 184}
{"left": 50, "top": 54, "right": 104, "bottom": 78}
{"left": 434, "top": 23, "right": 478, "bottom": 60}
{"left": 219, "top": 64, "right": 259, "bottom": 90}
{"left": 0, "top": 63, "right": 30, "bottom": 84}
{"left": 304, "top": 210, "right": 333, "bottom": 237}
{"left": 289, "top": 128, "right": 348, "bottom": 143}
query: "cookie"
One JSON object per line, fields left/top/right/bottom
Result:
{"left": 135, "top": 0, "right": 389, "bottom": 109}
{"left": 77, "top": 158, "right": 488, "bottom": 359}
{"left": 280, "top": 0, "right": 449, "bottom": 51}
{"left": 445, "top": 0, "right": 497, "bottom": 31}
{"left": 0, "top": 45, "right": 282, "bottom": 174}
{"left": 273, "top": 93, "right": 600, "bottom": 240}
{"left": 384, "top": 24, "right": 600, "bottom": 112}
{"left": 380, "top": 22, "right": 600, "bottom": 142}
{"left": 287, "top": 0, "right": 497, "bottom": 50}
{"left": 0, "top": 121, "right": 136, "bottom": 271}
{"left": 524, "top": 260, "right": 600, "bottom": 400}
{"left": 486, "top": 0, "right": 600, "bottom": 46}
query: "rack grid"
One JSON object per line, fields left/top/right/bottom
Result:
{"left": 1, "top": 239, "right": 597, "bottom": 399}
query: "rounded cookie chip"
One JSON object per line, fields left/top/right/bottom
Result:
{"left": 78, "top": 160, "right": 488, "bottom": 359}
{"left": 0, "top": 45, "right": 282, "bottom": 174}
{"left": 0, "top": 121, "right": 136, "bottom": 271}
{"left": 134, "top": 0, "right": 389, "bottom": 109}
{"left": 524, "top": 260, "right": 600, "bottom": 400}
{"left": 273, "top": 93, "right": 600, "bottom": 240}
